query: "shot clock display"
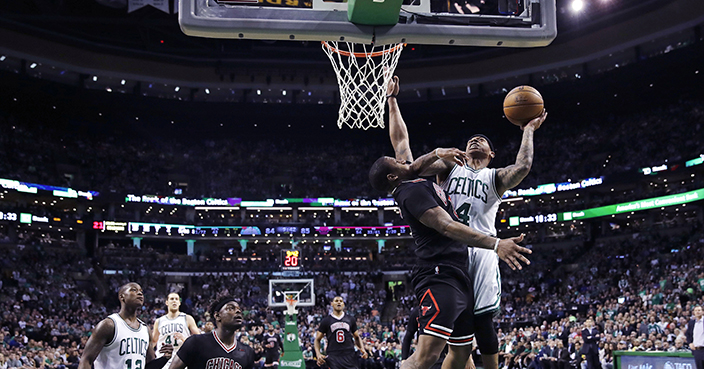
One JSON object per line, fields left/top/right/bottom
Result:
{"left": 281, "top": 249, "right": 302, "bottom": 271}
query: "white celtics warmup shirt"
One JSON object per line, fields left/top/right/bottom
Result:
{"left": 95, "top": 313, "right": 150, "bottom": 369}
{"left": 441, "top": 165, "right": 503, "bottom": 314}
{"left": 155, "top": 313, "right": 190, "bottom": 358}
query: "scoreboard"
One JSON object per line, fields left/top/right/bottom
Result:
{"left": 126, "top": 222, "right": 411, "bottom": 238}
{"left": 281, "top": 250, "right": 302, "bottom": 271}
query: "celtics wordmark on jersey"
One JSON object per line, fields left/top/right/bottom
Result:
{"left": 156, "top": 313, "right": 191, "bottom": 357}
{"left": 95, "top": 313, "right": 150, "bottom": 369}
{"left": 441, "top": 165, "right": 501, "bottom": 236}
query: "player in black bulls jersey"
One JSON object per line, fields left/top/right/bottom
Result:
{"left": 169, "top": 296, "right": 255, "bottom": 369}
{"left": 263, "top": 325, "right": 284, "bottom": 369}
{"left": 315, "top": 296, "right": 368, "bottom": 369}
{"left": 368, "top": 155, "right": 531, "bottom": 369}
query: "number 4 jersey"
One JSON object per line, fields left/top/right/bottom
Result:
{"left": 95, "top": 313, "right": 150, "bottom": 369}
{"left": 318, "top": 313, "right": 358, "bottom": 355}
{"left": 441, "top": 165, "right": 501, "bottom": 237}
{"left": 441, "top": 165, "right": 503, "bottom": 315}
{"left": 155, "top": 313, "right": 191, "bottom": 358}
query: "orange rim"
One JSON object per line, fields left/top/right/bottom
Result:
{"left": 322, "top": 41, "right": 405, "bottom": 58}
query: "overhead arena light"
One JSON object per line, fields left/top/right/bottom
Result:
{"left": 571, "top": 0, "right": 584, "bottom": 12}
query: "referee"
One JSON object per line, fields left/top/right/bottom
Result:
{"left": 687, "top": 306, "right": 704, "bottom": 369}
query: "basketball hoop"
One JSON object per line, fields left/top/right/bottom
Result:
{"left": 322, "top": 41, "right": 404, "bottom": 130}
{"left": 284, "top": 294, "right": 299, "bottom": 316}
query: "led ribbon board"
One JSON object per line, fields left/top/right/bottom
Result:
{"left": 562, "top": 188, "right": 703, "bottom": 221}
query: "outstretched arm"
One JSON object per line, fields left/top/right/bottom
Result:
{"left": 418, "top": 206, "right": 531, "bottom": 270}
{"left": 495, "top": 111, "right": 547, "bottom": 195}
{"left": 387, "top": 76, "right": 413, "bottom": 163}
{"left": 409, "top": 148, "right": 468, "bottom": 178}
{"left": 387, "top": 76, "right": 457, "bottom": 178}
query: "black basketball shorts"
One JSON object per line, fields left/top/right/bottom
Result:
{"left": 265, "top": 350, "right": 280, "bottom": 364}
{"left": 326, "top": 352, "right": 360, "bottom": 369}
{"left": 411, "top": 264, "right": 475, "bottom": 347}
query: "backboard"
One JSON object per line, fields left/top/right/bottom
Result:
{"left": 179, "top": 0, "right": 557, "bottom": 47}
{"left": 269, "top": 279, "right": 315, "bottom": 308}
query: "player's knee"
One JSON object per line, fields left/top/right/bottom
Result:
{"left": 447, "top": 344, "right": 472, "bottom": 362}
{"left": 474, "top": 314, "right": 499, "bottom": 355}
{"left": 422, "top": 351, "right": 442, "bottom": 367}
{"left": 416, "top": 336, "right": 446, "bottom": 365}
{"left": 415, "top": 346, "right": 442, "bottom": 367}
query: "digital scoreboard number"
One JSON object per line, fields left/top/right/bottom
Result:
{"left": 281, "top": 250, "right": 302, "bottom": 271}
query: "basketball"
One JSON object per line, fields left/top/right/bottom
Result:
{"left": 503, "top": 86, "right": 545, "bottom": 126}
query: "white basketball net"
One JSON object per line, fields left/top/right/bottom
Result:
{"left": 284, "top": 293, "right": 299, "bottom": 315}
{"left": 322, "top": 41, "right": 404, "bottom": 130}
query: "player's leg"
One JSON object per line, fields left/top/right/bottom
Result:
{"left": 442, "top": 345, "right": 472, "bottom": 369}
{"left": 401, "top": 335, "right": 447, "bottom": 369}
{"left": 444, "top": 306, "right": 475, "bottom": 369}
{"left": 265, "top": 351, "right": 278, "bottom": 368}
{"left": 407, "top": 270, "right": 469, "bottom": 369}
{"left": 463, "top": 351, "right": 476, "bottom": 369}
{"left": 470, "top": 249, "right": 501, "bottom": 369}
{"left": 475, "top": 313, "right": 499, "bottom": 369}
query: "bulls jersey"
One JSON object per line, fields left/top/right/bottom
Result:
{"left": 392, "top": 178, "right": 469, "bottom": 270}
{"left": 318, "top": 313, "right": 358, "bottom": 355}
{"left": 177, "top": 331, "right": 256, "bottom": 369}
{"left": 155, "top": 313, "right": 191, "bottom": 358}
{"left": 95, "top": 313, "right": 150, "bottom": 369}
{"left": 263, "top": 332, "right": 283, "bottom": 354}
{"left": 441, "top": 166, "right": 501, "bottom": 236}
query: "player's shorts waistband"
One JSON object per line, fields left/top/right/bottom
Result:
{"left": 411, "top": 264, "right": 472, "bottom": 290}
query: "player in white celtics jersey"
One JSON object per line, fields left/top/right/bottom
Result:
{"left": 79, "top": 283, "right": 173, "bottom": 369}
{"left": 152, "top": 293, "right": 201, "bottom": 368}
{"left": 386, "top": 76, "right": 547, "bottom": 369}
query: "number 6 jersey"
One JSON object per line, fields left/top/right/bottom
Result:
{"left": 318, "top": 313, "right": 358, "bottom": 355}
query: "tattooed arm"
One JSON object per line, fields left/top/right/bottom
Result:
{"left": 495, "top": 110, "right": 547, "bottom": 196}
